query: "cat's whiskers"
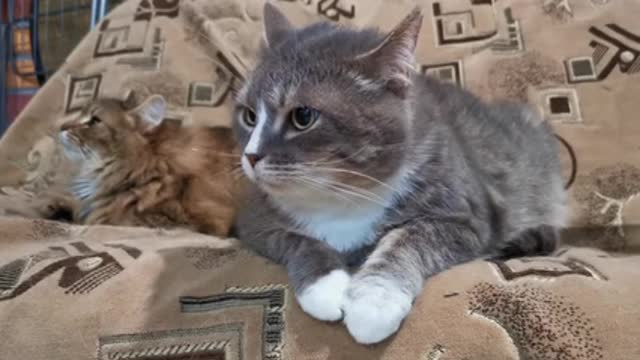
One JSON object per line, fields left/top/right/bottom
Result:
{"left": 300, "top": 148, "right": 346, "bottom": 166}
{"left": 309, "top": 176, "right": 389, "bottom": 204}
{"left": 232, "top": 150, "right": 425, "bottom": 207}
{"left": 293, "top": 176, "right": 359, "bottom": 206}
{"left": 263, "top": 165, "right": 397, "bottom": 212}
{"left": 190, "top": 147, "right": 241, "bottom": 158}
{"left": 306, "top": 142, "right": 417, "bottom": 167}
{"left": 309, "top": 166, "right": 400, "bottom": 194}
{"left": 301, "top": 175, "right": 399, "bottom": 213}
{"left": 230, "top": 164, "right": 246, "bottom": 179}
{"left": 298, "top": 147, "right": 368, "bottom": 167}
{"left": 315, "top": 162, "right": 427, "bottom": 207}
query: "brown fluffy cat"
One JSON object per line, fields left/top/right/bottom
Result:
{"left": 58, "top": 93, "right": 237, "bottom": 236}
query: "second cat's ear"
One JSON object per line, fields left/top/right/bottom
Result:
{"left": 131, "top": 95, "right": 166, "bottom": 130}
{"left": 354, "top": 7, "right": 423, "bottom": 97}
{"left": 263, "top": 2, "right": 293, "bottom": 48}
{"left": 120, "top": 89, "right": 137, "bottom": 110}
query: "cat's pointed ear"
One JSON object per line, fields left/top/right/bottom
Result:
{"left": 355, "top": 7, "right": 423, "bottom": 97}
{"left": 120, "top": 89, "right": 137, "bottom": 110}
{"left": 132, "top": 95, "right": 166, "bottom": 130}
{"left": 263, "top": 2, "right": 293, "bottom": 47}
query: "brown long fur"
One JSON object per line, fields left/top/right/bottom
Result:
{"left": 58, "top": 94, "right": 239, "bottom": 236}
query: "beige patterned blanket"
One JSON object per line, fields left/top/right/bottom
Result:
{"left": 0, "top": 0, "right": 639, "bottom": 359}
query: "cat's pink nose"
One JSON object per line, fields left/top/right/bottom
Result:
{"left": 245, "top": 153, "right": 263, "bottom": 168}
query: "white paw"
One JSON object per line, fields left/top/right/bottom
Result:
{"left": 297, "top": 269, "right": 351, "bottom": 321}
{"left": 343, "top": 280, "right": 412, "bottom": 344}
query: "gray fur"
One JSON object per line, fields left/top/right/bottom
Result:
{"left": 232, "top": 4, "right": 566, "bottom": 344}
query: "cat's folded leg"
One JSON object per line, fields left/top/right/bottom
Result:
{"left": 296, "top": 266, "right": 350, "bottom": 322}
{"left": 240, "top": 226, "right": 349, "bottom": 321}
{"left": 343, "top": 221, "right": 481, "bottom": 344}
{"left": 281, "top": 235, "right": 351, "bottom": 321}
{"left": 281, "top": 234, "right": 350, "bottom": 321}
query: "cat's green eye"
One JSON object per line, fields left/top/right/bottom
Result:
{"left": 88, "top": 116, "right": 101, "bottom": 126}
{"left": 290, "top": 107, "right": 319, "bottom": 131}
{"left": 242, "top": 108, "right": 257, "bottom": 127}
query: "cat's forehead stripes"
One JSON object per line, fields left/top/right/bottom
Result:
{"left": 347, "top": 71, "right": 383, "bottom": 92}
{"left": 240, "top": 75, "right": 299, "bottom": 110}
{"left": 264, "top": 84, "right": 284, "bottom": 107}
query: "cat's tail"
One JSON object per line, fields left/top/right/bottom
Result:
{"left": 492, "top": 225, "right": 558, "bottom": 260}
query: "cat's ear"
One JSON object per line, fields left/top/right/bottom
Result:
{"left": 263, "top": 2, "right": 293, "bottom": 47}
{"left": 354, "top": 7, "right": 423, "bottom": 97}
{"left": 120, "top": 89, "right": 137, "bottom": 110}
{"left": 132, "top": 95, "right": 166, "bottom": 130}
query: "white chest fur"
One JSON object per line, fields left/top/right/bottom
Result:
{"left": 293, "top": 206, "right": 387, "bottom": 253}
{"left": 269, "top": 166, "right": 413, "bottom": 253}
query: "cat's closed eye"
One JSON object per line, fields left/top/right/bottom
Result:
{"left": 87, "top": 116, "right": 101, "bottom": 126}
{"left": 290, "top": 107, "right": 319, "bottom": 131}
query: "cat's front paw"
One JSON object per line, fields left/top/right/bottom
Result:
{"left": 297, "top": 269, "right": 350, "bottom": 321}
{"left": 343, "top": 279, "right": 412, "bottom": 344}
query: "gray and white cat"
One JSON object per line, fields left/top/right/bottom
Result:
{"left": 232, "top": 4, "right": 567, "bottom": 344}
